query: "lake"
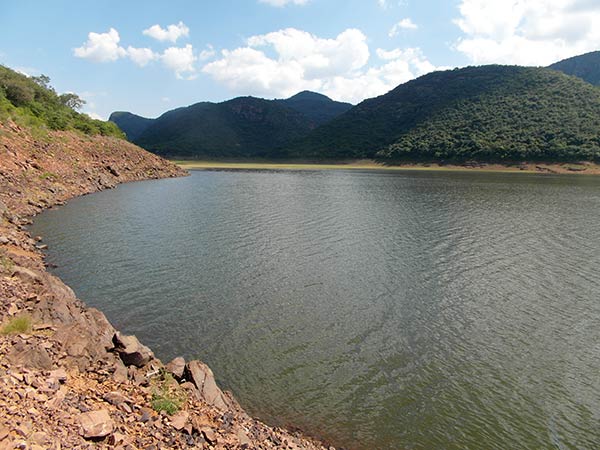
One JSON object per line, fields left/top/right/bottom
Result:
{"left": 30, "top": 169, "right": 600, "bottom": 449}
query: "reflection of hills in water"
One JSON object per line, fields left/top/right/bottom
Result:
{"left": 31, "top": 170, "right": 600, "bottom": 450}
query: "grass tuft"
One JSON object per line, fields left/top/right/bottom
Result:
{"left": 1, "top": 315, "right": 32, "bottom": 335}
{"left": 150, "top": 370, "right": 185, "bottom": 415}
{"left": 0, "top": 250, "right": 14, "bottom": 273}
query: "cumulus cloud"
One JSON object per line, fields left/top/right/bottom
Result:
{"left": 74, "top": 28, "right": 127, "bottom": 62}
{"left": 85, "top": 112, "right": 103, "bottom": 120}
{"left": 454, "top": 0, "right": 600, "bottom": 65}
{"left": 161, "top": 44, "right": 197, "bottom": 79}
{"left": 389, "top": 18, "right": 418, "bottom": 37}
{"left": 127, "top": 47, "right": 157, "bottom": 67}
{"left": 75, "top": 28, "right": 201, "bottom": 79}
{"left": 143, "top": 21, "right": 190, "bottom": 43}
{"left": 203, "top": 28, "right": 442, "bottom": 103}
{"left": 258, "top": 0, "right": 309, "bottom": 6}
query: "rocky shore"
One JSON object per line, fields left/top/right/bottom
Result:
{"left": 0, "top": 122, "right": 334, "bottom": 449}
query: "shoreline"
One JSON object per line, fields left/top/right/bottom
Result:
{"left": 0, "top": 123, "right": 334, "bottom": 449}
{"left": 173, "top": 159, "right": 600, "bottom": 175}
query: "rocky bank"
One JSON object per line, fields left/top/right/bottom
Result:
{"left": 0, "top": 122, "right": 334, "bottom": 449}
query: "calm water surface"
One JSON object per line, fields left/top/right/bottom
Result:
{"left": 31, "top": 170, "right": 600, "bottom": 449}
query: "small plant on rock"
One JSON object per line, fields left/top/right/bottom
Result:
{"left": 1, "top": 315, "right": 32, "bottom": 335}
{"left": 150, "top": 370, "right": 186, "bottom": 415}
{"left": 0, "top": 249, "right": 14, "bottom": 273}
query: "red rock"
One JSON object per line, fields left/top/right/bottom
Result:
{"left": 112, "top": 333, "right": 153, "bottom": 368}
{"left": 165, "top": 357, "right": 186, "bottom": 379}
{"left": 79, "top": 410, "right": 114, "bottom": 439}
{"left": 169, "top": 411, "right": 189, "bottom": 430}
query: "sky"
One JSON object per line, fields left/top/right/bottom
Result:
{"left": 2, "top": 0, "right": 599, "bottom": 119}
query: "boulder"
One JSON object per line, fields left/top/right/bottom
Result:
{"left": 112, "top": 332, "right": 153, "bottom": 367}
{"left": 7, "top": 343, "right": 53, "bottom": 370}
{"left": 185, "top": 360, "right": 231, "bottom": 411}
{"left": 102, "top": 391, "right": 131, "bottom": 406}
{"left": 79, "top": 410, "right": 114, "bottom": 439}
{"left": 165, "top": 357, "right": 186, "bottom": 379}
{"left": 169, "top": 411, "right": 189, "bottom": 431}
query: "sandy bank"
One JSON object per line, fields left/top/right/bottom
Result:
{"left": 174, "top": 159, "right": 600, "bottom": 175}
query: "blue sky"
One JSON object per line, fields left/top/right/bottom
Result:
{"left": 2, "top": 0, "right": 599, "bottom": 119}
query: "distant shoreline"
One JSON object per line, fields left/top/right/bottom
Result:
{"left": 173, "top": 159, "right": 600, "bottom": 175}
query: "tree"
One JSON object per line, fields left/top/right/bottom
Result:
{"left": 59, "top": 93, "right": 86, "bottom": 110}
{"left": 31, "top": 74, "right": 52, "bottom": 90}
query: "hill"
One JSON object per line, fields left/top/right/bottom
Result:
{"left": 274, "top": 91, "right": 352, "bottom": 125}
{"left": 549, "top": 51, "right": 600, "bottom": 86}
{"left": 108, "top": 111, "right": 155, "bottom": 140}
{"left": 0, "top": 65, "right": 123, "bottom": 138}
{"left": 133, "top": 96, "right": 317, "bottom": 158}
{"left": 110, "top": 91, "right": 351, "bottom": 158}
{"left": 288, "top": 65, "right": 600, "bottom": 162}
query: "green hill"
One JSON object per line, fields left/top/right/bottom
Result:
{"left": 288, "top": 65, "right": 600, "bottom": 162}
{"left": 108, "top": 111, "right": 154, "bottom": 141}
{"left": 274, "top": 91, "right": 352, "bottom": 125}
{"left": 0, "top": 65, "right": 123, "bottom": 138}
{"left": 549, "top": 51, "right": 600, "bottom": 86}
{"left": 111, "top": 91, "right": 351, "bottom": 158}
{"left": 133, "top": 97, "right": 316, "bottom": 158}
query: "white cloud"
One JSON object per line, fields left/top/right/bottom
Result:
{"left": 74, "top": 28, "right": 201, "bottom": 79}
{"left": 143, "top": 21, "right": 190, "bottom": 43}
{"left": 74, "top": 28, "right": 127, "bottom": 62}
{"left": 454, "top": 0, "right": 600, "bottom": 65}
{"left": 258, "top": 0, "right": 309, "bottom": 6}
{"left": 161, "top": 44, "right": 197, "bottom": 79}
{"left": 203, "top": 28, "right": 442, "bottom": 103}
{"left": 199, "top": 45, "right": 216, "bottom": 61}
{"left": 127, "top": 47, "right": 157, "bottom": 67}
{"left": 86, "top": 112, "right": 103, "bottom": 120}
{"left": 389, "top": 18, "right": 418, "bottom": 37}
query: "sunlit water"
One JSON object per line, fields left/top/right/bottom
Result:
{"left": 30, "top": 169, "right": 600, "bottom": 449}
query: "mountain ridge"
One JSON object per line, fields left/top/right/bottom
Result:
{"left": 110, "top": 91, "right": 352, "bottom": 157}
{"left": 287, "top": 65, "right": 600, "bottom": 162}
{"left": 549, "top": 51, "right": 600, "bottom": 86}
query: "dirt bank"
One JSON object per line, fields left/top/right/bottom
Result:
{"left": 175, "top": 159, "right": 600, "bottom": 174}
{"left": 0, "top": 122, "right": 334, "bottom": 449}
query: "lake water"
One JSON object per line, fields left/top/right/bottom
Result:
{"left": 30, "top": 169, "right": 600, "bottom": 449}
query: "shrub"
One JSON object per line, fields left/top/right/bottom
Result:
{"left": 0, "top": 315, "right": 32, "bottom": 335}
{"left": 150, "top": 370, "right": 186, "bottom": 415}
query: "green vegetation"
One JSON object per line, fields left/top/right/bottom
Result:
{"left": 288, "top": 66, "right": 600, "bottom": 162}
{"left": 274, "top": 90, "right": 352, "bottom": 125}
{"left": 0, "top": 65, "right": 124, "bottom": 138}
{"left": 0, "top": 249, "right": 14, "bottom": 273}
{"left": 150, "top": 370, "right": 185, "bottom": 415}
{"left": 130, "top": 96, "right": 315, "bottom": 158}
{"left": 550, "top": 51, "right": 600, "bottom": 86}
{"left": 0, "top": 315, "right": 32, "bottom": 335}
{"left": 39, "top": 171, "right": 58, "bottom": 180}
{"left": 108, "top": 111, "right": 154, "bottom": 140}
{"left": 110, "top": 92, "right": 352, "bottom": 158}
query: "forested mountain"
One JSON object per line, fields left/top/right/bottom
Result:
{"left": 108, "top": 111, "right": 154, "bottom": 141}
{"left": 288, "top": 66, "right": 600, "bottom": 162}
{"left": 274, "top": 91, "right": 352, "bottom": 125}
{"left": 110, "top": 91, "right": 351, "bottom": 158}
{"left": 132, "top": 97, "right": 316, "bottom": 158}
{"left": 549, "top": 51, "right": 600, "bottom": 86}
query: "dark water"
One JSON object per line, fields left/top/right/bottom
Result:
{"left": 31, "top": 170, "right": 600, "bottom": 449}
